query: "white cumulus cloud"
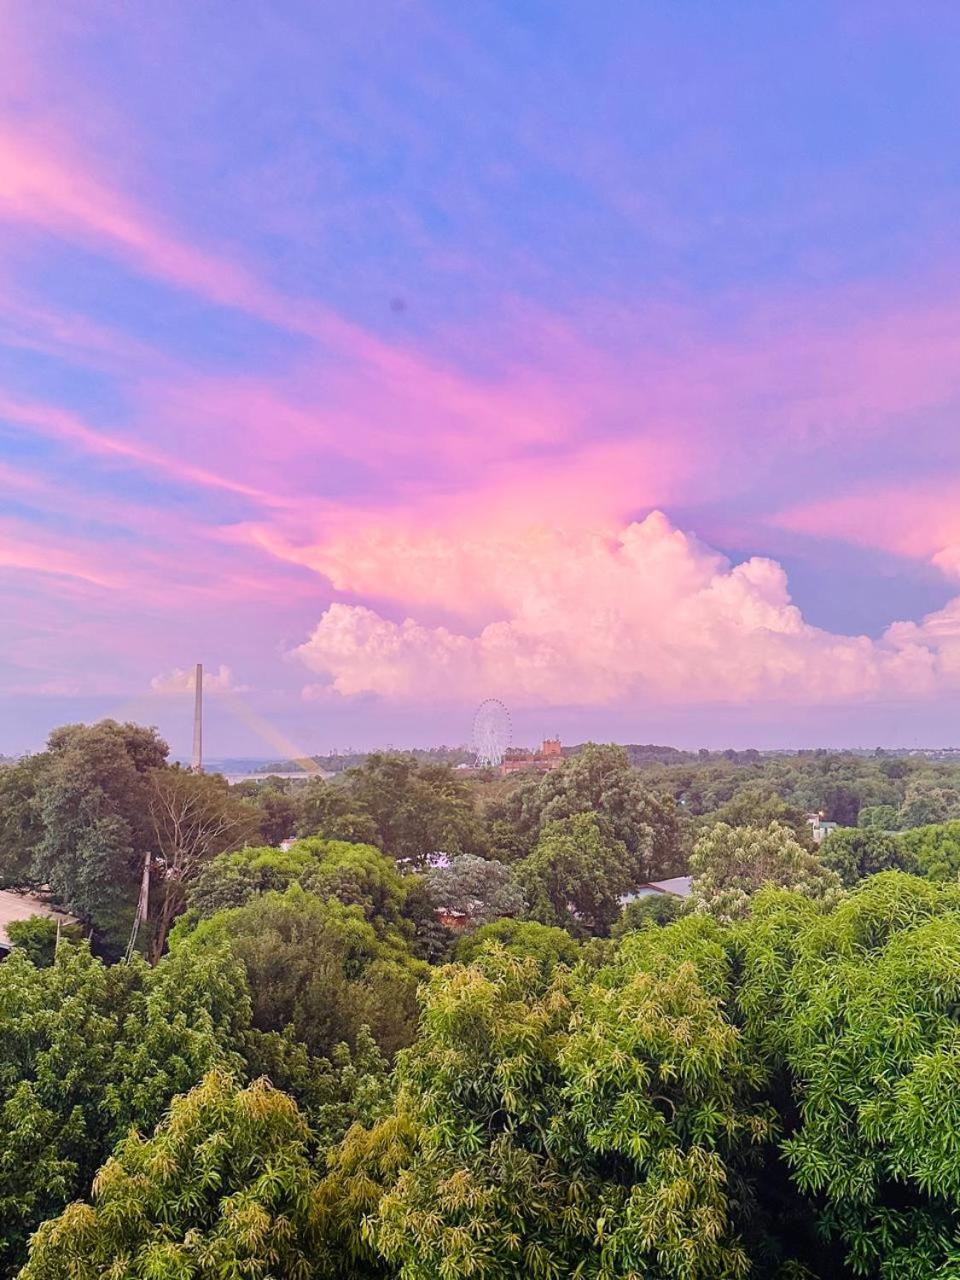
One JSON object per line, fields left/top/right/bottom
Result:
{"left": 150, "top": 663, "right": 248, "bottom": 694}
{"left": 292, "top": 511, "right": 960, "bottom": 708}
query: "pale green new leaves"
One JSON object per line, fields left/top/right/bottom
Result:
{"left": 370, "top": 925, "right": 775, "bottom": 1279}
{"left": 19, "top": 1071, "right": 332, "bottom": 1280}
{"left": 738, "top": 873, "right": 960, "bottom": 1277}
{"left": 687, "top": 822, "right": 843, "bottom": 923}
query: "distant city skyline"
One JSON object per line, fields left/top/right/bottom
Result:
{"left": 5, "top": 4, "right": 960, "bottom": 753}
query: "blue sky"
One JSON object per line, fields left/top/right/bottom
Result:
{"left": 4, "top": 2, "right": 960, "bottom": 756}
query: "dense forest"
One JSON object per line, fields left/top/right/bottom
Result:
{"left": 3, "top": 723, "right": 960, "bottom": 1275}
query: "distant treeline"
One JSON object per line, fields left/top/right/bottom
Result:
{"left": 256, "top": 741, "right": 960, "bottom": 776}
{"left": 256, "top": 744, "right": 477, "bottom": 773}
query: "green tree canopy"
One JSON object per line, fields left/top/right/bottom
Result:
{"left": 612, "top": 890, "right": 684, "bottom": 936}
{"left": 188, "top": 837, "right": 424, "bottom": 932}
{"left": 424, "top": 853, "right": 525, "bottom": 928}
{"left": 0, "top": 941, "right": 248, "bottom": 1272}
{"left": 0, "top": 754, "right": 47, "bottom": 887}
{"left": 454, "top": 918, "right": 581, "bottom": 972}
{"left": 489, "top": 743, "right": 682, "bottom": 878}
{"left": 704, "top": 783, "right": 812, "bottom": 842}
{"left": 367, "top": 926, "right": 784, "bottom": 1279}
{"left": 520, "top": 811, "right": 631, "bottom": 936}
{"left": 31, "top": 721, "right": 169, "bottom": 947}
{"left": 19, "top": 1071, "right": 339, "bottom": 1280}
{"left": 297, "top": 777, "right": 381, "bottom": 846}
{"left": 295, "top": 838, "right": 414, "bottom": 924}
{"left": 737, "top": 873, "right": 960, "bottom": 1277}
{"left": 819, "top": 827, "right": 915, "bottom": 887}
{"left": 187, "top": 843, "right": 319, "bottom": 918}
{"left": 688, "top": 821, "right": 842, "bottom": 922}
{"left": 172, "top": 885, "right": 427, "bottom": 1058}
{"left": 300, "top": 755, "right": 486, "bottom": 868}
{"left": 4, "top": 916, "right": 82, "bottom": 966}
{"left": 896, "top": 819, "right": 960, "bottom": 882}
{"left": 232, "top": 777, "right": 303, "bottom": 845}
{"left": 857, "top": 803, "right": 899, "bottom": 830}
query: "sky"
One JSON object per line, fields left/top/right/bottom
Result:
{"left": 4, "top": 1, "right": 960, "bottom": 757}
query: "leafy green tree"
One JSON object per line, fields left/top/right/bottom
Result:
{"left": 19, "top": 1071, "right": 341, "bottom": 1280}
{"left": 541, "top": 744, "right": 681, "bottom": 876}
{"left": 31, "top": 721, "right": 169, "bottom": 946}
{"left": 424, "top": 853, "right": 524, "bottom": 927}
{"left": 857, "top": 804, "right": 899, "bottom": 830}
{"left": 298, "top": 757, "right": 486, "bottom": 868}
{"left": 189, "top": 838, "right": 422, "bottom": 929}
{"left": 490, "top": 744, "right": 682, "bottom": 879}
{"left": 454, "top": 918, "right": 580, "bottom": 972}
{"left": 187, "top": 843, "right": 317, "bottom": 917}
{"left": 688, "top": 822, "right": 842, "bottom": 922}
{"left": 520, "top": 812, "right": 631, "bottom": 935}
{"left": 369, "top": 929, "right": 781, "bottom": 1279}
{"left": 612, "top": 890, "right": 684, "bottom": 936}
{"left": 146, "top": 766, "right": 261, "bottom": 961}
{"left": 705, "top": 784, "right": 812, "bottom": 843}
{"left": 486, "top": 817, "right": 530, "bottom": 863}
{"left": 371, "top": 949, "right": 590, "bottom": 1278}
{"left": 0, "top": 941, "right": 248, "bottom": 1272}
{"left": 0, "top": 755, "right": 47, "bottom": 886}
{"left": 899, "top": 784, "right": 952, "bottom": 829}
{"left": 819, "top": 827, "right": 915, "bottom": 887}
{"left": 295, "top": 838, "right": 413, "bottom": 925}
{"left": 737, "top": 873, "right": 960, "bottom": 1277}
{"left": 232, "top": 777, "right": 302, "bottom": 845}
{"left": 257, "top": 785, "right": 300, "bottom": 844}
{"left": 243, "top": 1024, "right": 391, "bottom": 1150}
{"left": 297, "top": 777, "right": 380, "bottom": 845}
{"left": 896, "top": 819, "right": 960, "bottom": 881}
{"left": 340, "top": 754, "right": 487, "bottom": 867}
{"left": 172, "top": 885, "right": 427, "bottom": 1058}
{"left": 5, "top": 916, "right": 82, "bottom": 966}
{"left": 316, "top": 1110, "right": 415, "bottom": 1277}
{"left": 557, "top": 918, "right": 783, "bottom": 1277}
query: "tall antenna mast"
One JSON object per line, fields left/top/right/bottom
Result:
{"left": 192, "top": 662, "right": 203, "bottom": 773}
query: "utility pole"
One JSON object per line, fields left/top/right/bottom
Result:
{"left": 124, "top": 849, "right": 152, "bottom": 962}
{"left": 192, "top": 662, "right": 203, "bottom": 773}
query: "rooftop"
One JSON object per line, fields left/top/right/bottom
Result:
{"left": 0, "top": 889, "right": 79, "bottom": 950}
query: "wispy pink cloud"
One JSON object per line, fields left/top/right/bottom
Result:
{"left": 0, "top": 126, "right": 590, "bottom": 459}
{"left": 240, "top": 434, "right": 693, "bottom": 619}
{"left": 0, "top": 519, "right": 123, "bottom": 589}
{"left": 775, "top": 482, "right": 960, "bottom": 577}
{"left": 0, "top": 392, "right": 283, "bottom": 503}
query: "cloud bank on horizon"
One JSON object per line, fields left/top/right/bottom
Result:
{"left": 294, "top": 512, "right": 960, "bottom": 707}
{"left": 3, "top": 1, "right": 960, "bottom": 753}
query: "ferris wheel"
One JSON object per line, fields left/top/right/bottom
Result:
{"left": 472, "top": 698, "right": 512, "bottom": 768}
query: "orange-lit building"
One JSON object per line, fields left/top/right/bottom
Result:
{"left": 500, "top": 737, "right": 564, "bottom": 775}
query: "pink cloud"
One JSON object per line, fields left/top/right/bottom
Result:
{"left": 9, "top": 46, "right": 960, "bottom": 733}
{"left": 150, "top": 663, "right": 248, "bottom": 694}
{"left": 240, "top": 433, "right": 693, "bottom": 614}
{"left": 5, "top": 116, "right": 960, "bottom": 551}
{"left": 0, "top": 519, "right": 122, "bottom": 589}
{"left": 0, "top": 392, "right": 283, "bottom": 504}
{"left": 0, "top": 126, "right": 596, "bottom": 466}
{"left": 775, "top": 482, "right": 960, "bottom": 577}
{"left": 292, "top": 511, "right": 960, "bottom": 708}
